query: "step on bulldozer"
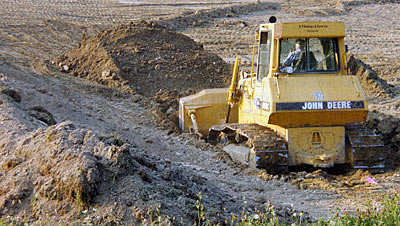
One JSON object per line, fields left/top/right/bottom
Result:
{"left": 179, "top": 17, "right": 387, "bottom": 172}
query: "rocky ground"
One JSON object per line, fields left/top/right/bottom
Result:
{"left": 0, "top": 0, "right": 400, "bottom": 225}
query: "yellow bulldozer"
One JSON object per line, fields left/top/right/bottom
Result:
{"left": 179, "top": 17, "right": 386, "bottom": 172}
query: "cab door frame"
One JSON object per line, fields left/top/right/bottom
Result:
{"left": 254, "top": 29, "right": 272, "bottom": 115}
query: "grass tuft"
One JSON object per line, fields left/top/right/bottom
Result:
{"left": 1, "top": 190, "right": 398, "bottom": 225}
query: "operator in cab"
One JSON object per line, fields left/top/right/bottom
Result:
{"left": 281, "top": 38, "right": 305, "bottom": 69}
{"left": 280, "top": 38, "right": 318, "bottom": 73}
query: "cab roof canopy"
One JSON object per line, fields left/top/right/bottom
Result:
{"left": 261, "top": 21, "right": 345, "bottom": 38}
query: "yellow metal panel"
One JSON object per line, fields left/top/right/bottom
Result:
{"left": 268, "top": 111, "right": 367, "bottom": 128}
{"left": 179, "top": 88, "right": 238, "bottom": 135}
{"left": 236, "top": 75, "right": 368, "bottom": 128}
{"left": 287, "top": 126, "right": 345, "bottom": 167}
{"left": 273, "top": 22, "right": 345, "bottom": 38}
{"left": 267, "top": 76, "right": 366, "bottom": 102}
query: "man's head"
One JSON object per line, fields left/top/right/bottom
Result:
{"left": 295, "top": 39, "right": 305, "bottom": 49}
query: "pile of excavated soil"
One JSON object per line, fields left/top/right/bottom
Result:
{"left": 56, "top": 21, "right": 231, "bottom": 97}
{"left": 0, "top": 121, "right": 231, "bottom": 225}
{"left": 0, "top": 119, "right": 309, "bottom": 225}
{"left": 347, "top": 54, "right": 393, "bottom": 97}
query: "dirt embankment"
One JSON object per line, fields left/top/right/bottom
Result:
{"left": 56, "top": 21, "right": 231, "bottom": 98}
{"left": 347, "top": 54, "right": 393, "bottom": 97}
{"left": 0, "top": 120, "right": 215, "bottom": 225}
{"left": 0, "top": 97, "right": 308, "bottom": 225}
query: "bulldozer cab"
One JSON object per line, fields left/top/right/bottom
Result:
{"left": 251, "top": 21, "right": 347, "bottom": 80}
{"left": 240, "top": 20, "right": 367, "bottom": 129}
{"left": 279, "top": 37, "right": 340, "bottom": 73}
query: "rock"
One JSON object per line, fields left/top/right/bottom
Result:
{"left": 102, "top": 69, "right": 111, "bottom": 79}
{"left": 111, "top": 73, "right": 119, "bottom": 80}
{"left": 166, "top": 106, "right": 175, "bottom": 116}
{"left": 28, "top": 106, "right": 56, "bottom": 126}
{"left": 59, "top": 64, "right": 69, "bottom": 72}
{"left": 255, "top": 195, "right": 266, "bottom": 203}
{"left": 391, "top": 133, "right": 400, "bottom": 145}
{"left": 377, "top": 117, "right": 398, "bottom": 135}
{"left": 0, "top": 87, "right": 21, "bottom": 102}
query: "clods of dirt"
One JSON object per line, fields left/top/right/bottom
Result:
{"left": 0, "top": 121, "right": 210, "bottom": 224}
{"left": 366, "top": 111, "right": 400, "bottom": 169}
{"left": 347, "top": 54, "right": 393, "bottom": 97}
{"left": 56, "top": 20, "right": 231, "bottom": 98}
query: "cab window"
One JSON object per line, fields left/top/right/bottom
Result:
{"left": 279, "top": 38, "right": 339, "bottom": 73}
{"left": 256, "top": 31, "right": 270, "bottom": 80}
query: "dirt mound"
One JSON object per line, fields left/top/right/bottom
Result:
{"left": 347, "top": 54, "right": 393, "bottom": 97}
{"left": 339, "top": 0, "right": 398, "bottom": 8}
{"left": 0, "top": 122, "right": 102, "bottom": 218}
{"left": 1, "top": 120, "right": 287, "bottom": 225}
{"left": 56, "top": 21, "right": 231, "bottom": 97}
{"left": 0, "top": 121, "right": 196, "bottom": 224}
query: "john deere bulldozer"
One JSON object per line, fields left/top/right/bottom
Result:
{"left": 179, "top": 17, "right": 386, "bottom": 172}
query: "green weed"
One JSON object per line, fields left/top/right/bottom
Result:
{"left": 1, "top": 190, "right": 398, "bottom": 226}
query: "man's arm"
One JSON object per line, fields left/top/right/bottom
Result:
{"left": 283, "top": 51, "right": 295, "bottom": 66}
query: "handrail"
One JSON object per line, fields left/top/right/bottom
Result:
{"left": 273, "top": 75, "right": 281, "bottom": 99}
{"left": 343, "top": 52, "right": 349, "bottom": 74}
{"left": 250, "top": 43, "right": 256, "bottom": 89}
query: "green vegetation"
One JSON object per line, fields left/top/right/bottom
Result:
{"left": 192, "top": 191, "right": 400, "bottom": 226}
{"left": 0, "top": 191, "right": 398, "bottom": 226}
{"left": 313, "top": 191, "right": 400, "bottom": 226}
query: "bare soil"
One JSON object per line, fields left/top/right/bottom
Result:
{"left": 0, "top": 0, "right": 400, "bottom": 225}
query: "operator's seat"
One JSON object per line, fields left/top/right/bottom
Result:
{"left": 294, "top": 51, "right": 317, "bottom": 71}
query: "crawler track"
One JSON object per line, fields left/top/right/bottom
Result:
{"left": 209, "top": 123, "right": 388, "bottom": 173}
{"left": 345, "top": 123, "right": 388, "bottom": 173}
{"left": 208, "top": 123, "right": 288, "bottom": 172}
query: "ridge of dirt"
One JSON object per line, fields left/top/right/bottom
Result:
{"left": 0, "top": 74, "right": 317, "bottom": 225}
{"left": 347, "top": 54, "right": 394, "bottom": 97}
{"left": 56, "top": 21, "right": 231, "bottom": 97}
{"left": 1, "top": 120, "right": 241, "bottom": 225}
